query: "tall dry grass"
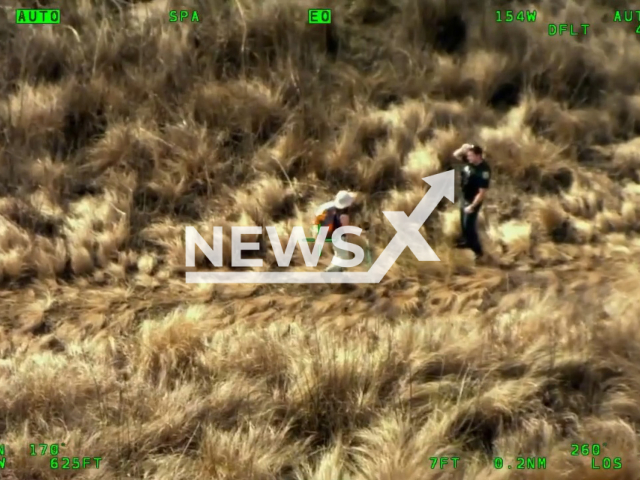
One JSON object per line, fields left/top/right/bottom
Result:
{"left": 1, "top": 0, "right": 640, "bottom": 478}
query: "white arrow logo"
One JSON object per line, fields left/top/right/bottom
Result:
{"left": 186, "top": 170, "right": 455, "bottom": 284}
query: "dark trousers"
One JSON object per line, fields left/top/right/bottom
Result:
{"left": 459, "top": 201, "right": 483, "bottom": 257}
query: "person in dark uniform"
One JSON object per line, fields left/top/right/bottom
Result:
{"left": 453, "top": 143, "right": 491, "bottom": 259}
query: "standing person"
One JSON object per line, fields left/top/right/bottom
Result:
{"left": 452, "top": 143, "right": 491, "bottom": 260}
{"left": 313, "top": 191, "right": 357, "bottom": 272}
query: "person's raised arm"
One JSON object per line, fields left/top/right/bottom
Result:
{"left": 453, "top": 143, "right": 472, "bottom": 160}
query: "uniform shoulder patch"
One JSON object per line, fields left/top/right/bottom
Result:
{"left": 482, "top": 171, "right": 490, "bottom": 179}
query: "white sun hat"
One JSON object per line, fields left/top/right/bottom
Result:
{"left": 334, "top": 190, "right": 356, "bottom": 209}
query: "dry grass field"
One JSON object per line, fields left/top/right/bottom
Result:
{"left": 1, "top": 0, "right": 640, "bottom": 478}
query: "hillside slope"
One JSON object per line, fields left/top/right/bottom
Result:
{"left": 1, "top": 0, "right": 640, "bottom": 478}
